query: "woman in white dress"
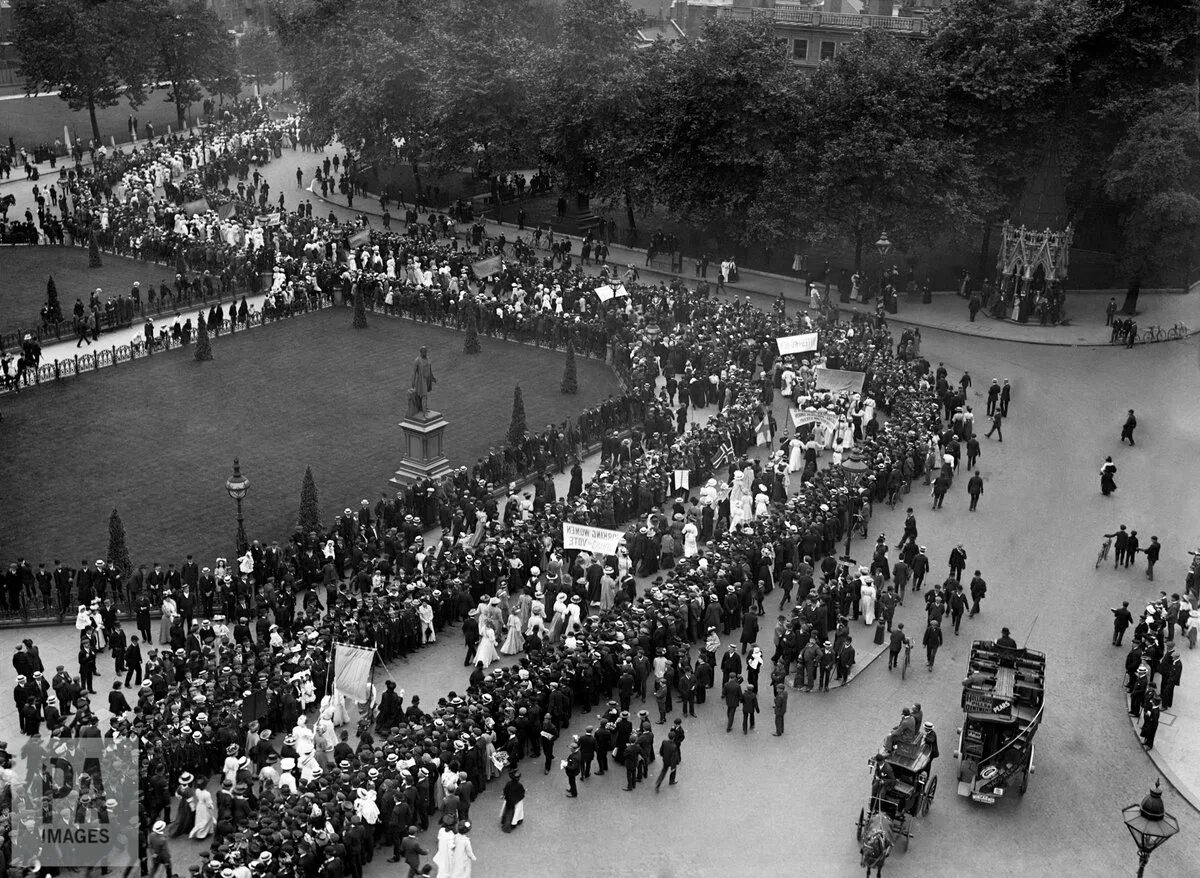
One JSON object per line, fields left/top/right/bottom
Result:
{"left": 433, "top": 825, "right": 456, "bottom": 876}
{"left": 788, "top": 434, "right": 804, "bottom": 473}
{"left": 780, "top": 366, "right": 796, "bottom": 398}
{"left": 159, "top": 593, "right": 177, "bottom": 644}
{"left": 859, "top": 574, "right": 877, "bottom": 626}
{"left": 500, "top": 615, "right": 524, "bottom": 655}
{"left": 525, "top": 601, "right": 546, "bottom": 649}
{"left": 547, "top": 594, "right": 568, "bottom": 642}
{"left": 449, "top": 823, "right": 477, "bottom": 878}
{"left": 754, "top": 487, "right": 770, "bottom": 520}
{"left": 682, "top": 521, "right": 699, "bottom": 557}
{"left": 729, "top": 472, "right": 747, "bottom": 529}
{"left": 565, "top": 596, "right": 583, "bottom": 635}
{"left": 474, "top": 626, "right": 500, "bottom": 666}
{"left": 189, "top": 782, "right": 215, "bottom": 839}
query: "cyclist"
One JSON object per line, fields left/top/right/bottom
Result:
{"left": 887, "top": 623, "right": 909, "bottom": 671}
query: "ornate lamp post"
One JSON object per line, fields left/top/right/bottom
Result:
{"left": 875, "top": 231, "right": 892, "bottom": 300}
{"left": 1122, "top": 779, "right": 1179, "bottom": 877}
{"left": 840, "top": 453, "right": 869, "bottom": 567}
{"left": 225, "top": 458, "right": 251, "bottom": 557}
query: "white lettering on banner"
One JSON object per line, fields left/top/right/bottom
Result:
{"left": 790, "top": 409, "right": 840, "bottom": 430}
{"left": 562, "top": 523, "right": 626, "bottom": 554}
{"left": 776, "top": 333, "right": 818, "bottom": 355}
{"left": 813, "top": 366, "right": 865, "bottom": 395}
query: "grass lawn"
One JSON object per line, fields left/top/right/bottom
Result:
{"left": 0, "top": 308, "right": 620, "bottom": 568}
{"left": 0, "top": 246, "right": 223, "bottom": 341}
{"left": 1, "top": 84, "right": 284, "bottom": 152}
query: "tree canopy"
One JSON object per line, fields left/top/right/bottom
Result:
{"left": 11, "top": 0, "right": 150, "bottom": 141}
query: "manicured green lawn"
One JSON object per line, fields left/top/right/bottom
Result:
{"left": 1, "top": 85, "right": 282, "bottom": 152}
{"left": 0, "top": 246, "right": 243, "bottom": 342}
{"left": 0, "top": 308, "right": 620, "bottom": 568}
{"left": 2, "top": 246, "right": 166, "bottom": 339}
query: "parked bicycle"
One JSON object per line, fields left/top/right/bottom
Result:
{"left": 1141, "top": 325, "right": 1166, "bottom": 343}
{"left": 1168, "top": 322, "right": 1190, "bottom": 340}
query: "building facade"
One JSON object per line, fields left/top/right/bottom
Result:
{"left": 672, "top": 0, "right": 929, "bottom": 68}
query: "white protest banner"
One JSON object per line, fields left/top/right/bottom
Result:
{"left": 813, "top": 366, "right": 866, "bottom": 395}
{"left": 562, "top": 523, "right": 626, "bottom": 555}
{"left": 614, "top": 284, "right": 629, "bottom": 298}
{"left": 471, "top": 255, "right": 503, "bottom": 277}
{"left": 594, "top": 285, "right": 615, "bottom": 302}
{"left": 333, "top": 643, "right": 376, "bottom": 703}
{"left": 672, "top": 469, "right": 690, "bottom": 491}
{"left": 776, "top": 332, "right": 818, "bottom": 356}
{"left": 790, "top": 409, "right": 840, "bottom": 430}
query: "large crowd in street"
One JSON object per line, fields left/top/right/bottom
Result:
{"left": 2, "top": 103, "right": 1193, "bottom": 878}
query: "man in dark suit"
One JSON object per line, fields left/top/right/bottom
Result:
{"left": 53, "top": 561, "right": 72, "bottom": 616}
{"left": 967, "top": 471, "right": 984, "bottom": 511}
{"left": 124, "top": 636, "right": 144, "bottom": 687}
{"left": 462, "top": 610, "right": 480, "bottom": 666}
{"left": 397, "top": 826, "right": 426, "bottom": 874}
{"left": 722, "top": 674, "right": 742, "bottom": 732}
{"left": 108, "top": 681, "right": 131, "bottom": 717}
{"left": 741, "top": 684, "right": 759, "bottom": 733}
{"left": 655, "top": 733, "right": 680, "bottom": 791}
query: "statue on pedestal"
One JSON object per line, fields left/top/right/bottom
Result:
{"left": 409, "top": 345, "right": 437, "bottom": 416}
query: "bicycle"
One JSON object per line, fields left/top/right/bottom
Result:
{"left": 1168, "top": 322, "right": 1189, "bottom": 340}
{"left": 901, "top": 640, "right": 913, "bottom": 680}
{"left": 1142, "top": 325, "right": 1166, "bottom": 343}
{"left": 1096, "top": 536, "right": 1112, "bottom": 568}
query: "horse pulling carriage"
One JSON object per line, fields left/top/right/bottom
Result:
{"left": 955, "top": 640, "right": 1045, "bottom": 804}
{"left": 855, "top": 723, "right": 938, "bottom": 875}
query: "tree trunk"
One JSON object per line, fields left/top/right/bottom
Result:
{"left": 853, "top": 229, "right": 863, "bottom": 273}
{"left": 976, "top": 221, "right": 993, "bottom": 281}
{"left": 624, "top": 186, "right": 637, "bottom": 231}
{"left": 87, "top": 97, "right": 101, "bottom": 144}
{"left": 173, "top": 83, "right": 186, "bottom": 130}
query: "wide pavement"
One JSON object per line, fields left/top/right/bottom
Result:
{"left": 4, "top": 144, "right": 1200, "bottom": 875}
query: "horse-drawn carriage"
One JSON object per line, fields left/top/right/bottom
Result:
{"left": 855, "top": 724, "right": 938, "bottom": 875}
{"left": 954, "top": 640, "right": 1045, "bottom": 804}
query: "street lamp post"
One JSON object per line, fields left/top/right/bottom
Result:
{"left": 1122, "top": 779, "right": 1179, "bottom": 877}
{"left": 875, "top": 231, "right": 892, "bottom": 302}
{"left": 225, "top": 458, "right": 251, "bottom": 557}
{"left": 839, "top": 453, "right": 869, "bottom": 570}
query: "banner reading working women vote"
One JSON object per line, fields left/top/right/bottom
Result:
{"left": 790, "top": 409, "right": 840, "bottom": 430}
{"left": 776, "top": 332, "right": 818, "bottom": 356}
{"left": 813, "top": 367, "right": 866, "bottom": 395}
{"left": 563, "top": 523, "right": 626, "bottom": 554}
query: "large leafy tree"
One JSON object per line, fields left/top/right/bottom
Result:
{"left": 238, "top": 24, "right": 281, "bottom": 96}
{"left": 598, "top": 19, "right": 804, "bottom": 248}
{"left": 11, "top": 0, "right": 150, "bottom": 142}
{"left": 149, "top": 0, "right": 238, "bottom": 129}
{"left": 278, "top": 0, "right": 428, "bottom": 161}
{"left": 753, "top": 30, "right": 984, "bottom": 270}
{"left": 279, "top": 0, "right": 556, "bottom": 172}
{"left": 531, "top": 0, "right": 643, "bottom": 199}
{"left": 1103, "top": 84, "right": 1200, "bottom": 283}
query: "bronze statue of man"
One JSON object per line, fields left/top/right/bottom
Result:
{"left": 411, "top": 345, "right": 436, "bottom": 413}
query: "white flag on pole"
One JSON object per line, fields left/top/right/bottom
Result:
{"left": 333, "top": 643, "right": 375, "bottom": 703}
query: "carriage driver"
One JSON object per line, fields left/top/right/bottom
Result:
{"left": 871, "top": 749, "right": 897, "bottom": 801}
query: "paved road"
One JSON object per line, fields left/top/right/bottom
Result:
{"left": 5, "top": 145, "right": 1200, "bottom": 874}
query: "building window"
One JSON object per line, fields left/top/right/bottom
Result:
{"left": 820, "top": 41, "right": 836, "bottom": 61}
{"left": 793, "top": 39, "right": 808, "bottom": 61}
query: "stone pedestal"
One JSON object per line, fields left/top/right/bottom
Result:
{"left": 389, "top": 410, "right": 453, "bottom": 487}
